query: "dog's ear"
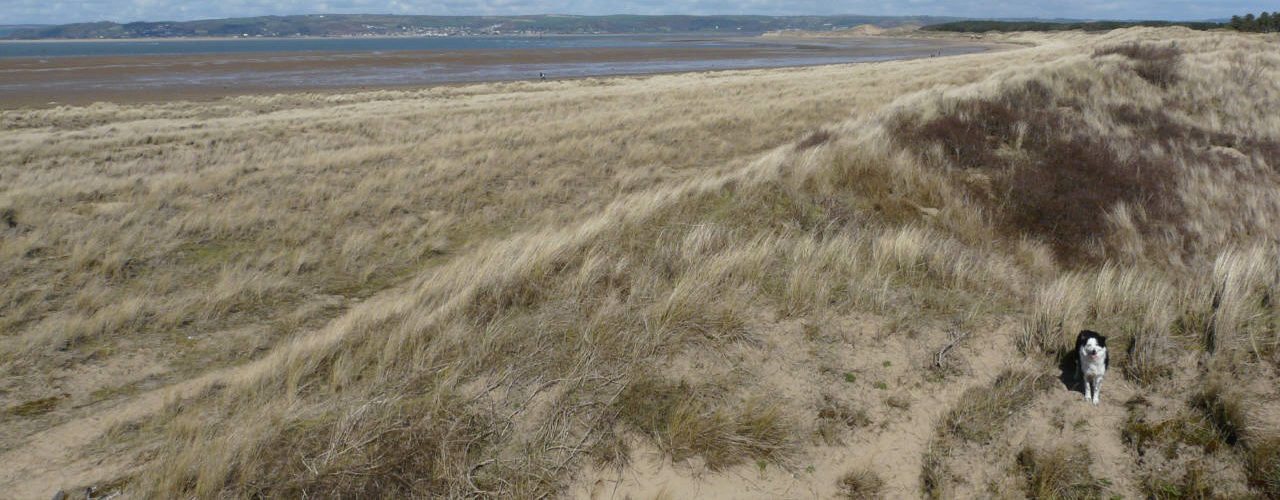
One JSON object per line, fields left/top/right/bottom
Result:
{"left": 1097, "top": 335, "right": 1107, "bottom": 347}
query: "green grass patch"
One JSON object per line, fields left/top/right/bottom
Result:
{"left": 7, "top": 395, "right": 62, "bottom": 417}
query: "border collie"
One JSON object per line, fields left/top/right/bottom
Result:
{"left": 1076, "top": 330, "right": 1108, "bottom": 405}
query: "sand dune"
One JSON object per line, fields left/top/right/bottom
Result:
{"left": 2, "top": 27, "right": 1278, "bottom": 498}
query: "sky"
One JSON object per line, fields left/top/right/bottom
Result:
{"left": 1, "top": 0, "right": 1274, "bottom": 25}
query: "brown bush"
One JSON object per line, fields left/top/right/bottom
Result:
{"left": 1094, "top": 42, "right": 1182, "bottom": 62}
{"left": 1094, "top": 42, "right": 1183, "bottom": 87}
{"left": 1006, "top": 136, "right": 1177, "bottom": 262}
{"left": 892, "top": 81, "right": 1180, "bottom": 264}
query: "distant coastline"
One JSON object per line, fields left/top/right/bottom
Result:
{"left": 0, "top": 32, "right": 802, "bottom": 46}
{"left": 0, "top": 35, "right": 1010, "bottom": 106}
{"left": 1, "top": 14, "right": 959, "bottom": 40}
{"left": 0, "top": 33, "right": 640, "bottom": 43}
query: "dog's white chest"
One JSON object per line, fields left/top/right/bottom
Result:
{"left": 1080, "top": 355, "right": 1106, "bottom": 378}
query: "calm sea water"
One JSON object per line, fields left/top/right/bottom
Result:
{"left": 0, "top": 35, "right": 757, "bottom": 58}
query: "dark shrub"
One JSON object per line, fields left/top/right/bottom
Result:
{"left": 1005, "top": 136, "right": 1176, "bottom": 262}
{"left": 890, "top": 81, "right": 1180, "bottom": 264}
{"left": 796, "top": 129, "right": 834, "bottom": 150}
{"left": 1191, "top": 382, "right": 1247, "bottom": 446}
{"left": 1094, "top": 42, "right": 1183, "bottom": 88}
{"left": 1093, "top": 42, "right": 1182, "bottom": 62}
{"left": 0, "top": 207, "right": 15, "bottom": 228}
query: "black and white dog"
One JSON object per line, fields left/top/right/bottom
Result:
{"left": 1076, "top": 330, "right": 1108, "bottom": 405}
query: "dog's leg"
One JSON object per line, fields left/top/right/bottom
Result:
{"left": 1083, "top": 378, "right": 1092, "bottom": 402}
{"left": 1078, "top": 358, "right": 1086, "bottom": 397}
{"left": 1092, "top": 376, "right": 1102, "bottom": 405}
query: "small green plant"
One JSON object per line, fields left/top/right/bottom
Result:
{"left": 874, "top": 381, "right": 888, "bottom": 390}
{"left": 844, "top": 372, "right": 857, "bottom": 383}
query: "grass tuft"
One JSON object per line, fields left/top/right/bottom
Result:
{"left": 615, "top": 378, "right": 790, "bottom": 469}
{"left": 1017, "top": 445, "right": 1103, "bottom": 499}
{"left": 838, "top": 467, "right": 885, "bottom": 499}
{"left": 1191, "top": 382, "right": 1247, "bottom": 446}
{"left": 1246, "top": 436, "right": 1280, "bottom": 498}
{"left": 939, "top": 369, "right": 1051, "bottom": 444}
{"left": 1142, "top": 460, "right": 1215, "bottom": 500}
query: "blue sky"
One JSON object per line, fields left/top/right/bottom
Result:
{"left": 1, "top": 0, "right": 1273, "bottom": 25}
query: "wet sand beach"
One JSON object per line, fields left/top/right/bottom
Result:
{"left": 0, "top": 36, "right": 1007, "bottom": 106}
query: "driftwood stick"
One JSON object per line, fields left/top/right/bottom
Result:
{"left": 935, "top": 329, "right": 970, "bottom": 368}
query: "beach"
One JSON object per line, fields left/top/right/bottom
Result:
{"left": 0, "top": 35, "right": 1005, "bottom": 106}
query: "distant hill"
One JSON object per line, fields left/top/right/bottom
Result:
{"left": 0, "top": 25, "right": 50, "bottom": 37}
{"left": 3, "top": 14, "right": 965, "bottom": 39}
{"left": 923, "top": 19, "right": 1224, "bottom": 32}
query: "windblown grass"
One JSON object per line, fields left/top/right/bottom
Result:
{"left": 4, "top": 27, "right": 1280, "bottom": 498}
{"left": 1017, "top": 445, "right": 1103, "bottom": 499}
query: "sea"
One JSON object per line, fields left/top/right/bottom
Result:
{"left": 0, "top": 35, "right": 986, "bottom": 104}
{"left": 0, "top": 34, "right": 765, "bottom": 58}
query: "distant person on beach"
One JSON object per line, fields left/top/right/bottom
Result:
{"left": 539, "top": 72, "right": 546, "bottom": 80}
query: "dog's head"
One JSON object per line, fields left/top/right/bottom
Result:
{"left": 1076, "top": 330, "right": 1107, "bottom": 360}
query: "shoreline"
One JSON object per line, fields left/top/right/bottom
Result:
{"left": 0, "top": 32, "right": 739, "bottom": 44}
{"left": 0, "top": 36, "right": 1018, "bottom": 108}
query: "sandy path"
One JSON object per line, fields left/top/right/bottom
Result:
{"left": 1051, "top": 377, "right": 1141, "bottom": 496}
{"left": 825, "top": 322, "right": 1019, "bottom": 497}
{"left": 0, "top": 370, "right": 227, "bottom": 499}
{"left": 572, "top": 321, "right": 1020, "bottom": 499}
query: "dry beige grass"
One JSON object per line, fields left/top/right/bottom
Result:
{"left": 2, "top": 27, "right": 1280, "bottom": 499}
{"left": 0, "top": 49, "right": 1014, "bottom": 451}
